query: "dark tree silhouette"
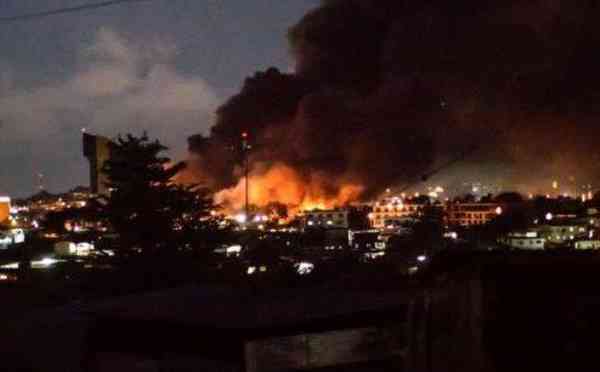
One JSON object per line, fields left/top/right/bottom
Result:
{"left": 348, "top": 206, "right": 370, "bottom": 230}
{"left": 485, "top": 207, "right": 532, "bottom": 240}
{"left": 102, "top": 133, "right": 215, "bottom": 256}
{"left": 412, "top": 205, "right": 444, "bottom": 254}
{"left": 494, "top": 192, "right": 525, "bottom": 204}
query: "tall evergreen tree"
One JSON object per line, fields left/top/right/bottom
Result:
{"left": 102, "top": 133, "right": 215, "bottom": 255}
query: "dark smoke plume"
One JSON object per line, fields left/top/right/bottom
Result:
{"left": 191, "top": 0, "right": 600, "bottom": 201}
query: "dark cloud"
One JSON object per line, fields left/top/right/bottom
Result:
{"left": 195, "top": 0, "right": 600, "bottom": 201}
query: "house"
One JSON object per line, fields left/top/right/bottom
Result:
{"left": 498, "top": 231, "right": 545, "bottom": 250}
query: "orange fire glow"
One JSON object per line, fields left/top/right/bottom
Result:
{"left": 215, "top": 163, "right": 364, "bottom": 217}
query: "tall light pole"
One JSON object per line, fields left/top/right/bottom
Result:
{"left": 241, "top": 131, "right": 250, "bottom": 222}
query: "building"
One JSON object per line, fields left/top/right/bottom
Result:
{"left": 0, "top": 231, "right": 13, "bottom": 249}
{"left": 303, "top": 209, "right": 349, "bottom": 229}
{"left": 0, "top": 196, "right": 10, "bottom": 224}
{"left": 498, "top": 217, "right": 594, "bottom": 249}
{"left": 574, "top": 240, "right": 600, "bottom": 250}
{"left": 446, "top": 202, "right": 503, "bottom": 227}
{"left": 369, "top": 197, "right": 426, "bottom": 229}
{"left": 534, "top": 221, "right": 590, "bottom": 245}
{"left": 0, "top": 229, "right": 25, "bottom": 249}
{"left": 54, "top": 241, "right": 94, "bottom": 257}
{"left": 83, "top": 133, "right": 113, "bottom": 196}
{"left": 348, "top": 230, "right": 388, "bottom": 251}
{"left": 498, "top": 231, "right": 545, "bottom": 250}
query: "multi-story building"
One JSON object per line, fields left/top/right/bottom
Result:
{"left": 534, "top": 221, "right": 590, "bottom": 245}
{"left": 0, "top": 196, "right": 10, "bottom": 225}
{"left": 446, "top": 202, "right": 503, "bottom": 227}
{"left": 83, "top": 133, "right": 113, "bottom": 196}
{"left": 303, "top": 209, "right": 349, "bottom": 229}
{"left": 369, "top": 197, "right": 426, "bottom": 229}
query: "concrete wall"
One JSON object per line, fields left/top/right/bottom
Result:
{"left": 407, "top": 276, "right": 488, "bottom": 372}
{"left": 245, "top": 325, "right": 406, "bottom": 372}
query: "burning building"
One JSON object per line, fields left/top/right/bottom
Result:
{"left": 213, "top": 163, "right": 363, "bottom": 218}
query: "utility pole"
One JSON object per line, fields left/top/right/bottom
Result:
{"left": 242, "top": 132, "right": 250, "bottom": 223}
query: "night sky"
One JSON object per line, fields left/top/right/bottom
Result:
{"left": 4, "top": 1, "right": 600, "bottom": 200}
{"left": 0, "top": 0, "right": 319, "bottom": 197}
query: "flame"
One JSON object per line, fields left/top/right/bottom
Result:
{"left": 215, "top": 163, "right": 363, "bottom": 217}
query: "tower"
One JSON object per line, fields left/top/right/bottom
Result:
{"left": 83, "top": 133, "right": 113, "bottom": 196}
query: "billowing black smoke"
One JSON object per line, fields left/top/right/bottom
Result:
{"left": 191, "top": 0, "right": 600, "bottom": 199}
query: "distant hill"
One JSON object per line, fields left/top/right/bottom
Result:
{"left": 14, "top": 186, "right": 90, "bottom": 205}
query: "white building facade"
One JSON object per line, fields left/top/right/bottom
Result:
{"left": 499, "top": 231, "right": 546, "bottom": 250}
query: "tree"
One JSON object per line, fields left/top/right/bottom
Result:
{"left": 348, "top": 206, "right": 370, "bottom": 230}
{"left": 102, "top": 133, "right": 215, "bottom": 256}
{"left": 456, "top": 193, "right": 477, "bottom": 203}
{"left": 412, "top": 204, "right": 444, "bottom": 254}
{"left": 484, "top": 207, "right": 531, "bottom": 239}
{"left": 494, "top": 192, "right": 525, "bottom": 204}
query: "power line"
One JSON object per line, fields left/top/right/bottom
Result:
{"left": 0, "top": 0, "right": 154, "bottom": 23}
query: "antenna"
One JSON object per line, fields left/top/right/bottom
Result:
{"left": 36, "top": 173, "right": 45, "bottom": 192}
